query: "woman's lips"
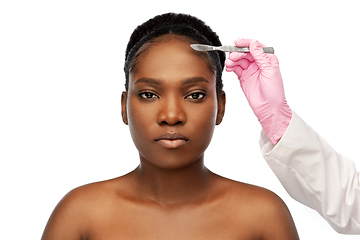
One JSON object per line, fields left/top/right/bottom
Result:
{"left": 154, "top": 132, "right": 188, "bottom": 149}
{"left": 155, "top": 139, "right": 188, "bottom": 149}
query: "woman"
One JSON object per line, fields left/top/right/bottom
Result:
{"left": 41, "top": 13, "right": 299, "bottom": 239}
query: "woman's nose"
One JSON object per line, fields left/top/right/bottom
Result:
{"left": 157, "top": 97, "right": 186, "bottom": 126}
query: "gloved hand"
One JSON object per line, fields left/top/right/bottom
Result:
{"left": 225, "top": 38, "right": 292, "bottom": 144}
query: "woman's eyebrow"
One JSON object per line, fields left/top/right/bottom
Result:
{"left": 181, "top": 77, "right": 209, "bottom": 86}
{"left": 134, "top": 77, "right": 209, "bottom": 86}
{"left": 134, "top": 78, "right": 161, "bottom": 85}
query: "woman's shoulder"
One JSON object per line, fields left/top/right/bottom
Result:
{"left": 214, "top": 174, "right": 281, "bottom": 202}
{"left": 62, "top": 175, "right": 133, "bottom": 208}
{"left": 231, "top": 180, "right": 289, "bottom": 216}
{"left": 213, "top": 175, "right": 298, "bottom": 238}
{"left": 41, "top": 176, "right": 132, "bottom": 239}
{"left": 219, "top": 176, "right": 288, "bottom": 212}
{"left": 49, "top": 178, "right": 121, "bottom": 218}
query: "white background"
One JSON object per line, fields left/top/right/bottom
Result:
{"left": 1, "top": 0, "right": 359, "bottom": 239}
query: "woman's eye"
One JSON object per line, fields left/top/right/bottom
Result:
{"left": 187, "top": 92, "right": 205, "bottom": 100}
{"left": 139, "top": 92, "right": 158, "bottom": 99}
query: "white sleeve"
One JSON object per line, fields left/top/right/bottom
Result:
{"left": 260, "top": 111, "right": 360, "bottom": 234}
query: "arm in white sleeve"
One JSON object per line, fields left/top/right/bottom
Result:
{"left": 260, "top": 111, "right": 360, "bottom": 234}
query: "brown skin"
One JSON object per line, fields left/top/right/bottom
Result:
{"left": 41, "top": 36, "right": 299, "bottom": 240}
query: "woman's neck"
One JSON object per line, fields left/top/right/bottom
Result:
{"left": 131, "top": 154, "right": 213, "bottom": 206}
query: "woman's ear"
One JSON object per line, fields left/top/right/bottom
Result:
{"left": 121, "top": 91, "right": 128, "bottom": 125}
{"left": 216, "top": 91, "right": 226, "bottom": 125}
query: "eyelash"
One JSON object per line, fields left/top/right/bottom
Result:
{"left": 138, "top": 91, "right": 206, "bottom": 100}
{"left": 186, "top": 92, "right": 206, "bottom": 100}
{"left": 139, "top": 91, "right": 158, "bottom": 99}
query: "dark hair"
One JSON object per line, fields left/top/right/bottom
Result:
{"left": 124, "top": 13, "right": 225, "bottom": 96}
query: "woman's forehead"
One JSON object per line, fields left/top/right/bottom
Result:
{"left": 129, "top": 37, "right": 216, "bottom": 86}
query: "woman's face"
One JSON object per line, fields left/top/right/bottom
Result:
{"left": 122, "top": 36, "right": 225, "bottom": 169}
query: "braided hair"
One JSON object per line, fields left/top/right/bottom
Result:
{"left": 124, "top": 13, "right": 225, "bottom": 96}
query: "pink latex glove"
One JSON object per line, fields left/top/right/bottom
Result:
{"left": 225, "top": 39, "right": 292, "bottom": 144}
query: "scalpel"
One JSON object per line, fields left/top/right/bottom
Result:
{"left": 190, "top": 44, "right": 274, "bottom": 54}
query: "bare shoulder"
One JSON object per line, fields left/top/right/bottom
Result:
{"left": 214, "top": 176, "right": 299, "bottom": 239}
{"left": 41, "top": 176, "right": 130, "bottom": 240}
{"left": 55, "top": 176, "right": 125, "bottom": 212}
{"left": 218, "top": 177, "right": 288, "bottom": 215}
